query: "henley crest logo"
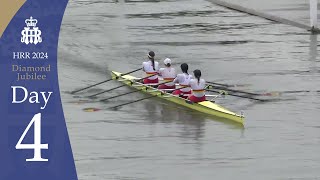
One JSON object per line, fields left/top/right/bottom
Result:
{"left": 21, "top": 16, "right": 42, "bottom": 45}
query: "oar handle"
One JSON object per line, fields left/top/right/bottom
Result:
{"left": 88, "top": 84, "right": 127, "bottom": 98}
{"left": 108, "top": 94, "right": 159, "bottom": 109}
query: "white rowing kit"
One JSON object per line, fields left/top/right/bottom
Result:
{"left": 173, "top": 73, "right": 192, "bottom": 92}
{"left": 142, "top": 60, "right": 159, "bottom": 80}
{"left": 189, "top": 79, "right": 206, "bottom": 97}
{"left": 159, "top": 67, "right": 176, "bottom": 86}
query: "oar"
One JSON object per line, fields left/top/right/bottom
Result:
{"left": 207, "top": 84, "right": 262, "bottom": 96}
{"left": 69, "top": 88, "right": 145, "bottom": 104}
{"left": 70, "top": 68, "right": 142, "bottom": 94}
{"left": 208, "top": 85, "right": 320, "bottom": 97}
{"left": 207, "top": 89, "right": 226, "bottom": 102}
{"left": 100, "top": 80, "right": 173, "bottom": 101}
{"left": 87, "top": 84, "right": 127, "bottom": 98}
{"left": 206, "top": 89, "right": 267, "bottom": 102}
{"left": 206, "top": 81, "right": 250, "bottom": 88}
{"left": 108, "top": 94, "right": 160, "bottom": 109}
{"left": 83, "top": 86, "right": 189, "bottom": 111}
{"left": 87, "top": 74, "right": 157, "bottom": 98}
{"left": 270, "top": 90, "right": 320, "bottom": 94}
{"left": 100, "top": 89, "right": 143, "bottom": 101}
{"left": 109, "top": 85, "right": 207, "bottom": 109}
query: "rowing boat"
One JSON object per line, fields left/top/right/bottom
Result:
{"left": 111, "top": 71, "right": 245, "bottom": 125}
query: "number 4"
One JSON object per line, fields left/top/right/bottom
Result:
{"left": 15, "top": 113, "right": 48, "bottom": 161}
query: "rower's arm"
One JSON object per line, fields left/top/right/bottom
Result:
{"left": 158, "top": 68, "right": 164, "bottom": 77}
{"left": 173, "top": 76, "right": 179, "bottom": 83}
{"left": 142, "top": 62, "right": 145, "bottom": 72}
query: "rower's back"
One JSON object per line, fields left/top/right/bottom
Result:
{"left": 159, "top": 67, "right": 176, "bottom": 85}
{"left": 173, "top": 63, "right": 192, "bottom": 94}
{"left": 142, "top": 60, "right": 159, "bottom": 78}
{"left": 142, "top": 51, "right": 159, "bottom": 84}
{"left": 189, "top": 78, "right": 206, "bottom": 97}
{"left": 174, "top": 73, "right": 192, "bottom": 92}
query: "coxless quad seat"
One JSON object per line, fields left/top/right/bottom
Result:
{"left": 172, "top": 84, "right": 191, "bottom": 99}
{"left": 188, "top": 89, "right": 206, "bottom": 103}
{"left": 158, "top": 77, "right": 175, "bottom": 90}
{"left": 143, "top": 72, "right": 158, "bottom": 84}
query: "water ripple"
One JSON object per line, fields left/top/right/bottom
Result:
{"left": 126, "top": 10, "right": 226, "bottom": 19}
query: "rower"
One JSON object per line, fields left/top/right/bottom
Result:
{"left": 158, "top": 58, "right": 176, "bottom": 90}
{"left": 142, "top": 51, "right": 159, "bottom": 84}
{"left": 172, "top": 63, "right": 192, "bottom": 98}
{"left": 187, "top": 69, "right": 206, "bottom": 103}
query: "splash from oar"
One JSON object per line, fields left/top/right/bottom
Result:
{"left": 83, "top": 107, "right": 101, "bottom": 112}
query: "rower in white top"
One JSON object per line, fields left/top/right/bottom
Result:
{"left": 142, "top": 51, "right": 159, "bottom": 84}
{"left": 173, "top": 63, "right": 192, "bottom": 98}
{"left": 188, "top": 69, "right": 206, "bottom": 103}
{"left": 158, "top": 58, "right": 176, "bottom": 89}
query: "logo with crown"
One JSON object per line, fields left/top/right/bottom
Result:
{"left": 21, "top": 16, "right": 42, "bottom": 45}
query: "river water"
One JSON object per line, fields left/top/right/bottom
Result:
{"left": 215, "top": 0, "right": 316, "bottom": 26}
{"left": 58, "top": 0, "right": 320, "bottom": 179}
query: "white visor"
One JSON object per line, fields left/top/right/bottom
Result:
{"left": 164, "top": 58, "right": 171, "bottom": 65}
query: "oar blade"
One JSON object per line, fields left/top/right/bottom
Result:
{"left": 83, "top": 107, "right": 101, "bottom": 112}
